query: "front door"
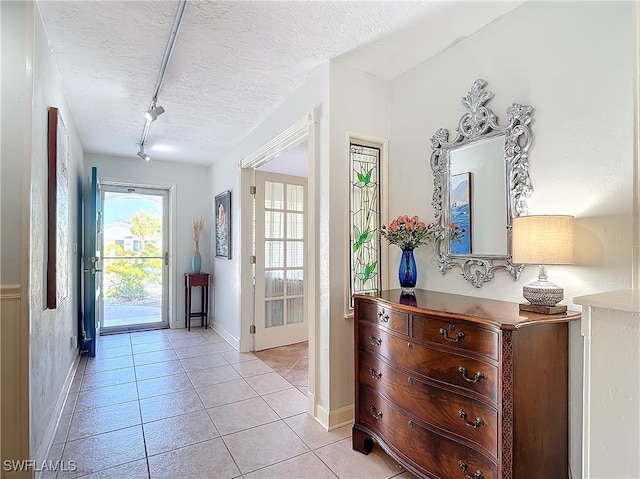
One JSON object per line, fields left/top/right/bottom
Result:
{"left": 254, "top": 171, "right": 308, "bottom": 350}
{"left": 101, "top": 184, "right": 169, "bottom": 332}
{"left": 83, "top": 167, "right": 102, "bottom": 357}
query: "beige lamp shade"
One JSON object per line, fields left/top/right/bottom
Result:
{"left": 512, "top": 215, "right": 574, "bottom": 265}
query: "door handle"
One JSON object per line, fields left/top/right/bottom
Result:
{"left": 84, "top": 268, "right": 103, "bottom": 274}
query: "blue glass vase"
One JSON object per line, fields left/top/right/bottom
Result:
{"left": 398, "top": 248, "right": 417, "bottom": 294}
{"left": 192, "top": 251, "right": 202, "bottom": 273}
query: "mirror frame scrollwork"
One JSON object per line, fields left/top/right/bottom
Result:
{"left": 430, "top": 79, "right": 534, "bottom": 287}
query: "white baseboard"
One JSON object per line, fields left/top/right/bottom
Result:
{"left": 211, "top": 323, "right": 239, "bottom": 351}
{"left": 309, "top": 397, "right": 354, "bottom": 431}
{"left": 328, "top": 404, "right": 354, "bottom": 430}
{"left": 314, "top": 400, "right": 330, "bottom": 430}
{"left": 33, "top": 354, "right": 80, "bottom": 479}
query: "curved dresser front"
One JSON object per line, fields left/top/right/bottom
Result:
{"left": 352, "top": 289, "right": 580, "bottom": 479}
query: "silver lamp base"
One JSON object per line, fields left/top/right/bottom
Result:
{"left": 519, "top": 265, "right": 567, "bottom": 315}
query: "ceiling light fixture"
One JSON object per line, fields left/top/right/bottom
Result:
{"left": 135, "top": 0, "right": 187, "bottom": 161}
{"left": 137, "top": 145, "right": 151, "bottom": 162}
{"left": 145, "top": 99, "right": 165, "bottom": 122}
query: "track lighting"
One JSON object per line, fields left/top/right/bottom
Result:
{"left": 137, "top": 145, "right": 151, "bottom": 162}
{"left": 135, "top": 0, "right": 187, "bottom": 161}
{"left": 145, "top": 103, "right": 165, "bottom": 122}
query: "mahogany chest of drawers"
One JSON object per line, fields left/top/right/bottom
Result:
{"left": 352, "top": 290, "right": 580, "bottom": 479}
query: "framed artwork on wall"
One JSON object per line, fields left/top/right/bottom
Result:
{"left": 215, "top": 190, "right": 231, "bottom": 259}
{"left": 47, "top": 107, "right": 70, "bottom": 309}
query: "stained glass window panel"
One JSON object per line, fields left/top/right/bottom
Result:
{"left": 349, "top": 144, "right": 381, "bottom": 308}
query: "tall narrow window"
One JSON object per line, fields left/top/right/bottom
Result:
{"left": 349, "top": 143, "right": 381, "bottom": 308}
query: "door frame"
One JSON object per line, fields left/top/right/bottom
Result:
{"left": 96, "top": 178, "right": 177, "bottom": 331}
{"left": 99, "top": 181, "right": 171, "bottom": 333}
{"left": 239, "top": 112, "right": 317, "bottom": 410}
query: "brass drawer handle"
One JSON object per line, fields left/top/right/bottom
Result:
{"left": 368, "top": 367, "right": 382, "bottom": 380}
{"left": 369, "top": 334, "right": 382, "bottom": 346}
{"left": 458, "top": 460, "right": 484, "bottom": 479}
{"left": 369, "top": 405, "right": 383, "bottom": 420}
{"left": 458, "top": 366, "right": 484, "bottom": 383}
{"left": 458, "top": 410, "right": 484, "bottom": 429}
{"left": 377, "top": 310, "right": 390, "bottom": 322}
{"left": 440, "top": 324, "right": 466, "bottom": 342}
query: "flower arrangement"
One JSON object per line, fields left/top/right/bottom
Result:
{"left": 380, "top": 215, "right": 437, "bottom": 250}
{"left": 192, "top": 216, "right": 205, "bottom": 253}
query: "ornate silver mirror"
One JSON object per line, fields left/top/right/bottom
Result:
{"left": 430, "top": 79, "right": 533, "bottom": 287}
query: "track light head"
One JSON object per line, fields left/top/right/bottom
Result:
{"left": 145, "top": 105, "right": 165, "bottom": 122}
{"left": 136, "top": 146, "right": 151, "bottom": 162}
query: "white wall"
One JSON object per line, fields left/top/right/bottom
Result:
{"left": 27, "top": 3, "right": 86, "bottom": 466}
{"left": 210, "top": 64, "right": 330, "bottom": 370}
{"left": 388, "top": 2, "right": 632, "bottom": 477}
{"left": 1, "top": 2, "right": 33, "bottom": 473}
{"left": 326, "top": 62, "right": 390, "bottom": 422}
{"left": 85, "top": 154, "right": 211, "bottom": 328}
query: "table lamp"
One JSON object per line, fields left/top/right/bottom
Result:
{"left": 511, "top": 215, "right": 574, "bottom": 314}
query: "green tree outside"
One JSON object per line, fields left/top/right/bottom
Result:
{"left": 104, "top": 211, "right": 162, "bottom": 303}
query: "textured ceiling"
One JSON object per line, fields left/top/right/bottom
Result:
{"left": 37, "top": 1, "right": 522, "bottom": 166}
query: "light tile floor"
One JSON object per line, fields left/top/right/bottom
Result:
{"left": 47, "top": 327, "right": 413, "bottom": 479}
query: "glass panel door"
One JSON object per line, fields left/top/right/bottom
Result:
{"left": 101, "top": 184, "right": 169, "bottom": 332}
{"left": 255, "top": 171, "right": 307, "bottom": 350}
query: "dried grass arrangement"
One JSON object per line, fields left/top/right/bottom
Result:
{"left": 193, "top": 216, "right": 205, "bottom": 253}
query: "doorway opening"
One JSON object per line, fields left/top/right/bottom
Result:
{"left": 100, "top": 183, "right": 169, "bottom": 333}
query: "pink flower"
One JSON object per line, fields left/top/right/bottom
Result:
{"left": 380, "top": 214, "right": 437, "bottom": 250}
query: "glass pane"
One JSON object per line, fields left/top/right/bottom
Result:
{"left": 265, "top": 271, "right": 284, "bottom": 298}
{"left": 103, "top": 257, "right": 162, "bottom": 326}
{"left": 287, "top": 297, "right": 304, "bottom": 324}
{"left": 265, "top": 181, "right": 284, "bottom": 210}
{"left": 265, "top": 211, "right": 284, "bottom": 239}
{"left": 287, "top": 184, "right": 304, "bottom": 211}
{"left": 287, "top": 213, "right": 304, "bottom": 239}
{"left": 287, "top": 241, "right": 303, "bottom": 268}
{"left": 103, "top": 191, "right": 163, "bottom": 258}
{"left": 287, "top": 270, "right": 304, "bottom": 295}
{"left": 349, "top": 144, "right": 381, "bottom": 308}
{"left": 265, "top": 300, "right": 284, "bottom": 328}
{"left": 265, "top": 241, "right": 284, "bottom": 268}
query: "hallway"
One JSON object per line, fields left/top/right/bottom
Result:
{"left": 47, "top": 328, "right": 412, "bottom": 478}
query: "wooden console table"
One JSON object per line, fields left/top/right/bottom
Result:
{"left": 184, "top": 273, "right": 209, "bottom": 331}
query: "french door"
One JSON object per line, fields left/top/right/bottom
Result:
{"left": 100, "top": 184, "right": 169, "bottom": 332}
{"left": 254, "top": 171, "right": 308, "bottom": 350}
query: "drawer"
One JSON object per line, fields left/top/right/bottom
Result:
{"left": 357, "top": 300, "right": 408, "bottom": 335}
{"left": 357, "top": 386, "right": 498, "bottom": 479}
{"left": 187, "top": 274, "right": 209, "bottom": 287}
{"left": 358, "top": 323, "right": 499, "bottom": 402}
{"left": 358, "top": 351, "right": 498, "bottom": 458}
{"left": 413, "top": 314, "right": 499, "bottom": 360}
